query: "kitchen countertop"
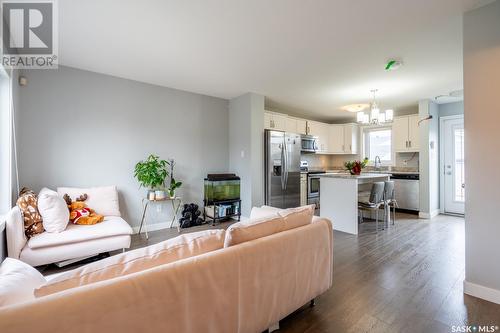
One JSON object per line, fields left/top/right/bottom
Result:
{"left": 319, "top": 172, "right": 392, "bottom": 179}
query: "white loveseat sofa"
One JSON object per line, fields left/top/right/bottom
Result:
{"left": 5, "top": 186, "right": 133, "bottom": 267}
{"left": 0, "top": 205, "right": 333, "bottom": 333}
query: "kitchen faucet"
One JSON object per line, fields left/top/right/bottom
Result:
{"left": 374, "top": 156, "right": 381, "bottom": 170}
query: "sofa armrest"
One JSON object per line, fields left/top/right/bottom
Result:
{"left": 5, "top": 207, "right": 27, "bottom": 259}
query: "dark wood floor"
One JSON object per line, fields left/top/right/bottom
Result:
{"left": 279, "top": 213, "right": 500, "bottom": 332}
{"left": 42, "top": 213, "right": 500, "bottom": 332}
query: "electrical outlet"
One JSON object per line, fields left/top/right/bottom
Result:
{"left": 241, "top": 150, "right": 245, "bottom": 158}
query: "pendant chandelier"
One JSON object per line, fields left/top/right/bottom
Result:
{"left": 357, "top": 89, "right": 393, "bottom": 125}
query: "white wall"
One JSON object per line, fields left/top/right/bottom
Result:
{"left": 418, "top": 100, "right": 440, "bottom": 217}
{"left": 17, "top": 66, "right": 229, "bottom": 228}
{"left": 463, "top": 0, "right": 500, "bottom": 303}
{"left": 228, "top": 93, "right": 264, "bottom": 216}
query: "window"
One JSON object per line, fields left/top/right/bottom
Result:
{"left": 364, "top": 127, "right": 392, "bottom": 164}
{"left": 0, "top": 66, "right": 12, "bottom": 214}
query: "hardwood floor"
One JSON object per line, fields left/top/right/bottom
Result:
{"left": 278, "top": 213, "right": 500, "bottom": 332}
{"left": 41, "top": 213, "right": 500, "bottom": 332}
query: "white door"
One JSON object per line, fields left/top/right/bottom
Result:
{"left": 442, "top": 116, "right": 465, "bottom": 214}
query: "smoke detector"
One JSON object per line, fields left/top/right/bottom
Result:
{"left": 385, "top": 59, "right": 403, "bottom": 71}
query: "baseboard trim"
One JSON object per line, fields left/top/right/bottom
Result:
{"left": 419, "top": 209, "right": 440, "bottom": 219}
{"left": 464, "top": 280, "right": 500, "bottom": 305}
{"left": 132, "top": 221, "right": 172, "bottom": 234}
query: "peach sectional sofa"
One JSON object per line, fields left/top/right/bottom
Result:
{"left": 0, "top": 206, "right": 333, "bottom": 333}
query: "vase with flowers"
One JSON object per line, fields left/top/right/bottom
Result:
{"left": 344, "top": 157, "right": 369, "bottom": 175}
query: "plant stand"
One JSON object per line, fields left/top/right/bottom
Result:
{"left": 138, "top": 197, "right": 183, "bottom": 238}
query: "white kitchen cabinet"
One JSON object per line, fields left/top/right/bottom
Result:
{"left": 264, "top": 112, "right": 287, "bottom": 131}
{"left": 296, "top": 119, "right": 308, "bottom": 135}
{"left": 328, "top": 124, "right": 359, "bottom": 154}
{"left": 393, "top": 115, "right": 419, "bottom": 152}
{"left": 309, "top": 121, "right": 330, "bottom": 152}
{"left": 343, "top": 124, "right": 359, "bottom": 154}
{"left": 329, "top": 125, "right": 344, "bottom": 153}
{"left": 408, "top": 115, "right": 420, "bottom": 151}
{"left": 286, "top": 117, "right": 298, "bottom": 133}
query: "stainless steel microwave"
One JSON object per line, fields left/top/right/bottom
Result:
{"left": 301, "top": 135, "right": 318, "bottom": 153}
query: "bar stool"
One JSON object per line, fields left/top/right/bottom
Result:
{"left": 358, "top": 181, "right": 386, "bottom": 231}
{"left": 384, "top": 180, "right": 398, "bottom": 226}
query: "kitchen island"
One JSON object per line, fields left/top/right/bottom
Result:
{"left": 319, "top": 173, "right": 391, "bottom": 235}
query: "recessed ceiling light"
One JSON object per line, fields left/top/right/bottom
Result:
{"left": 342, "top": 103, "right": 370, "bottom": 113}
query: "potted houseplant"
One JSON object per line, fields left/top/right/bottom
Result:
{"left": 134, "top": 154, "right": 169, "bottom": 200}
{"left": 344, "top": 157, "right": 369, "bottom": 175}
{"left": 167, "top": 159, "right": 182, "bottom": 198}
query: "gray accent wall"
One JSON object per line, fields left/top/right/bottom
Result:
{"left": 464, "top": 0, "right": 500, "bottom": 299}
{"left": 17, "top": 66, "right": 229, "bottom": 228}
{"left": 439, "top": 101, "right": 463, "bottom": 118}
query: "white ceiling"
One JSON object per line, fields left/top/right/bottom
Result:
{"left": 58, "top": 0, "right": 488, "bottom": 121}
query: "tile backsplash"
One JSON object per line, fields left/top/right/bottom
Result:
{"left": 301, "top": 152, "right": 419, "bottom": 170}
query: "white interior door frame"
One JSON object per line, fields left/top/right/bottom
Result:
{"left": 439, "top": 114, "right": 464, "bottom": 214}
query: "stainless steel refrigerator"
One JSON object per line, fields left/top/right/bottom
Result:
{"left": 264, "top": 130, "right": 301, "bottom": 208}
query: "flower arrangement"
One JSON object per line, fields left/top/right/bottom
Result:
{"left": 344, "top": 157, "right": 369, "bottom": 175}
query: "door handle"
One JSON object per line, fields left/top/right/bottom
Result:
{"left": 462, "top": 183, "right": 465, "bottom": 189}
{"left": 409, "top": 140, "right": 412, "bottom": 148}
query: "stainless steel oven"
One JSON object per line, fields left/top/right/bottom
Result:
{"left": 301, "top": 135, "right": 318, "bottom": 153}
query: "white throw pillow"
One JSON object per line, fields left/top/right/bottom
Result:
{"left": 57, "top": 185, "right": 121, "bottom": 217}
{"left": 38, "top": 188, "right": 70, "bottom": 233}
{"left": 249, "top": 205, "right": 281, "bottom": 219}
{"left": 0, "top": 258, "right": 46, "bottom": 308}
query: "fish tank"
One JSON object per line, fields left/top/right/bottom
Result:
{"left": 204, "top": 174, "right": 240, "bottom": 203}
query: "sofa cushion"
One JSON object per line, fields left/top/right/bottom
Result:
{"left": 20, "top": 235, "right": 131, "bottom": 267}
{"left": 35, "top": 229, "right": 225, "bottom": 297}
{"left": 249, "top": 205, "right": 281, "bottom": 219}
{"left": 0, "top": 258, "right": 46, "bottom": 308}
{"left": 57, "top": 186, "right": 120, "bottom": 217}
{"left": 27, "top": 216, "right": 132, "bottom": 250}
{"left": 224, "top": 215, "right": 285, "bottom": 247}
{"left": 38, "top": 188, "right": 70, "bottom": 233}
{"left": 278, "top": 205, "right": 315, "bottom": 230}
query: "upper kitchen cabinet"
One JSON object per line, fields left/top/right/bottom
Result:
{"left": 296, "top": 118, "right": 308, "bottom": 135}
{"left": 285, "top": 117, "right": 308, "bottom": 135}
{"left": 343, "top": 124, "right": 359, "bottom": 154}
{"left": 286, "top": 117, "right": 298, "bottom": 133}
{"left": 308, "top": 121, "right": 330, "bottom": 152}
{"left": 329, "top": 124, "right": 359, "bottom": 154}
{"left": 328, "top": 125, "right": 344, "bottom": 153}
{"left": 264, "top": 111, "right": 287, "bottom": 131}
{"left": 393, "top": 115, "right": 420, "bottom": 152}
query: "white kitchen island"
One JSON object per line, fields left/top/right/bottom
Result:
{"left": 319, "top": 173, "right": 391, "bottom": 235}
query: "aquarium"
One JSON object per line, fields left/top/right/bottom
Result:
{"left": 204, "top": 174, "right": 240, "bottom": 202}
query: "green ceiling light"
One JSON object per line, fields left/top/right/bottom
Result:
{"left": 385, "top": 59, "right": 403, "bottom": 71}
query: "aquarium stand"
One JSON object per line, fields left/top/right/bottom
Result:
{"left": 203, "top": 198, "right": 241, "bottom": 225}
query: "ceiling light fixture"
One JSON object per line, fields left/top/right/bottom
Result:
{"left": 342, "top": 103, "right": 370, "bottom": 113}
{"left": 357, "top": 89, "right": 394, "bottom": 125}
